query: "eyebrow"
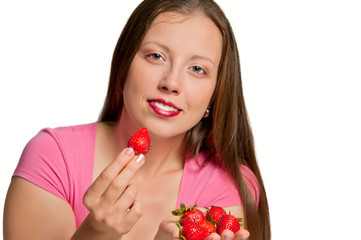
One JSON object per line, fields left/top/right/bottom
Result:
{"left": 141, "top": 41, "right": 216, "bottom": 67}
{"left": 190, "top": 55, "right": 216, "bottom": 67}
{"left": 142, "top": 41, "right": 171, "bottom": 54}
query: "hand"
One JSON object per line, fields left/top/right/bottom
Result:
{"left": 154, "top": 207, "right": 250, "bottom": 240}
{"left": 205, "top": 228, "right": 250, "bottom": 240}
{"left": 75, "top": 148, "right": 145, "bottom": 239}
{"left": 154, "top": 215, "right": 180, "bottom": 240}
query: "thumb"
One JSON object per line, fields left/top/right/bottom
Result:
{"left": 154, "top": 215, "right": 180, "bottom": 240}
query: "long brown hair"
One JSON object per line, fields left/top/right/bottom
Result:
{"left": 99, "top": 0, "right": 270, "bottom": 239}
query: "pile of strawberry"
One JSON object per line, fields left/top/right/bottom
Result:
{"left": 172, "top": 204, "right": 242, "bottom": 240}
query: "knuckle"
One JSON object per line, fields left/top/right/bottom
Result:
{"left": 110, "top": 179, "right": 126, "bottom": 192}
{"left": 104, "top": 217, "right": 115, "bottom": 227}
{"left": 132, "top": 205, "right": 143, "bottom": 218}
{"left": 100, "top": 171, "right": 113, "bottom": 182}
{"left": 114, "top": 154, "right": 127, "bottom": 165}
{"left": 131, "top": 201, "right": 143, "bottom": 218}
{"left": 83, "top": 195, "right": 91, "bottom": 208}
{"left": 124, "top": 185, "right": 138, "bottom": 201}
{"left": 92, "top": 209, "right": 105, "bottom": 222}
{"left": 83, "top": 192, "right": 95, "bottom": 208}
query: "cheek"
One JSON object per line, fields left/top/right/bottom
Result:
{"left": 186, "top": 80, "right": 216, "bottom": 110}
{"left": 125, "top": 56, "right": 165, "bottom": 96}
{"left": 183, "top": 82, "right": 215, "bottom": 126}
{"left": 125, "top": 59, "right": 149, "bottom": 91}
{"left": 122, "top": 59, "right": 147, "bottom": 114}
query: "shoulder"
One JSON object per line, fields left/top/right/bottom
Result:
{"left": 44, "top": 122, "right": 97, "bottom": 143}
{"left": 19, "top": 122, "right": 96, "bottom": 161}
{"left": 14, "top": 122, "right": 97, "bottom": 198}
{"left": 25, "top": 122, "right": 97, "bottom": 146}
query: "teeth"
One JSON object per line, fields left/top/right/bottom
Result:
{"left": 151, "top": 101, "right": 178, "bottom": 112}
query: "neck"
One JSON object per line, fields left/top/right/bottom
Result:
{"left": 142, "top": 135, "right": 186, "bottom": 177}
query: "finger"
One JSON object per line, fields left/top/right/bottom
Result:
{"left": 205, "top": 233, "right": 221, "bottom": 240}
{"left": 220, "top": 229, "right": 234, "bottom": 240}
{"left": 117, "top": 199, "right": 143, "bottom": 234}
{"left": 86, "top": 148, "right": 135, "bottom": 200}
{"left": 111, "top": 183, "right": 139, "bottom": 215}
{"left": 161, "top": 215, "right": 181, "bottom": 237}
{"left": 101, "top": 153, "right": 144, "bottom": 204}
{"left": 154, "top": 215, "right": 182, "bottom": 240}
{"left": 233, "top": 228, "right": 250, "bottom": 240}
{"left": 163, "top": 221, "right": 180, "bottom": 239}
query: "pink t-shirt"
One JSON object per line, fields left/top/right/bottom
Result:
{"left": 13, "top": 123, "right": 259, "bottom": 228}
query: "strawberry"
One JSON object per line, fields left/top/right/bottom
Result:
{"left": 128, "top": 127, "right": 151, "bottom": 155}
{"left": 217, "top": 214, "right": 242, "bottom": 234}
{"left": 181, "top": 208, "right": 206, "bottom": 226}
{"left": 206, "top": 206, "right": 226, "bottom": 224}
{"left": 198, "top": 221, "right": 216, "bottom": 235}
{"left": 180, "top": 223, "right": 211, "bottom": 240}
{"left": 172, "top": 204, "right": 206, "bottom": 226}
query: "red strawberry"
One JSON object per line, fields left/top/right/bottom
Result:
{"left": 217, "top": 214, "right": 242, "bottom": 234}
{"left": 172, "top": 204, "right": 206, "bottom": 226}
{"left": 206, "top": 206, "right": 226, "bottom": 224}
{"left": 181, "top": 223, "right": 211, "bottom": 240}
{"left": 128, "top": 127, "right": 151, "bottom": 155}
{"left": 198, "top": 221, "right": 216, "bottom": 235}
{"left": 181, "top": 208, "right": 206, "bottom": 226}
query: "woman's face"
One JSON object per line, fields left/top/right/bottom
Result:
{"left": 122, "top": 12, "right": 222, "bottom": 138}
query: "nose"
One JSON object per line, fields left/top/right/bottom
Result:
{"left": 158, "top": 66, "right": 181, "bottom": 95}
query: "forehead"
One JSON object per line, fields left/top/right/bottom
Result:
{"left": 149, "top": 11, "right": 220, "bottom": 34}
{"left": 143, "top": 11, "right": 223, "bottom": 66}
{"left": 153, "top": 11, "right": 191, "bottom": 24}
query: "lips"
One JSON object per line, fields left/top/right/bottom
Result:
{"left": 148, "top": 99, "right": 182, "bottom": 118}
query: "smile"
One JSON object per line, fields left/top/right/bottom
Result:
{"left": 148, "top": 99, "right": 181, "bottom": 118}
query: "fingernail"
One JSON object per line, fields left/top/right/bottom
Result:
{"left": 135, "top": 154, "right": 144, "bottom": 163}
{"left": 125, "top": 147, "right": 134, "bottom": 156}
{"left": 240, "top": 233, "right": 250, "bottom": 239}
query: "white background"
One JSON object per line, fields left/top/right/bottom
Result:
{"left": 1, "top": 0, "right": 360, "bottom": 239}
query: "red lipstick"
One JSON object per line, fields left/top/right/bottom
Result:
{"left": 148, "top": 99, "right": 181, "bottom": 118}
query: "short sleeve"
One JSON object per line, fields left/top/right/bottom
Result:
{"left": 13, "top": 129, "right": 70, "bottom": 202}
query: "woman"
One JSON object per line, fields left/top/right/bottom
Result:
{"left": 4, "top": 0, "right": 270, "bottom": 239}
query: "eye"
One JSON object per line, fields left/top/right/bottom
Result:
{"left": 148, "top": 53, "right": 165, "bottom": 61}
{"left": 190, "top": 66, "right": 206, "bottom": 74}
